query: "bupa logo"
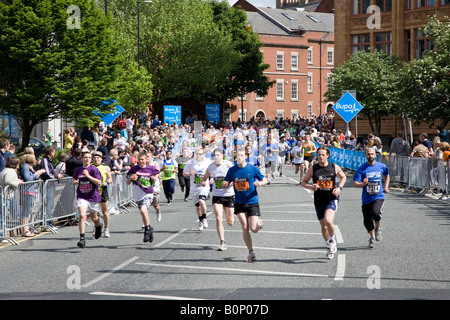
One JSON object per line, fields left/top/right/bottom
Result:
{"left": 333, "top": 92, "right": 363, "bottom": 124}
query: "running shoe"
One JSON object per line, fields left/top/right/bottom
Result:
{"left": 369, "top": 237, "right": 375, "bottom": 248}
{"left": 328, "top": 239, "right": 337, "bottom": 254}
{"left": 244, "top": 252, "right": 256, "bottom": 262}
{"left": 77, "top": 239, "right": 86, "bottom": 248}
{"left": 257, "top": 219, "right": 264, "bottom": 231}
{"left": 218, "top": 242, "right": 227, "bottom": 251}
{"left": 375, "top": 227, "right": 382, "bottom": 241}
{"left": 198, "top": 220, "right": 204, "bottom": 231}
{"left": 143, "top": 226, "right": 154, "bottom": 243}
{"left": 326, "top": 248, "right": 334, "bottom": 259}
{"left": 104, "top": 228, "right": 110, "bottom": 238}
{"left": 156, "top": 213, "right": 161, "bottom": 222}
{"left": 202, "top": 218, "right": 209, "bottom": 229}
{"left": 94, "top": 223, "right": 103, "bottom": 239}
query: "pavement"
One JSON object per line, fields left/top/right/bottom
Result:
{"left": 1, "top": 164, "right": 449, "bottom": 309}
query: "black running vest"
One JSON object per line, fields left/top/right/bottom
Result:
{"left": 312, "top": 162, "right": 338, "bottom": 205}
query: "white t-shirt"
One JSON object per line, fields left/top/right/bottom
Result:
{"left": 290, "top": 145, "right": 304, "bottom": 164}
{"left": 184, "top": 158, "right": 211, "bottom": 195}
{"left": 207, "top": 161, "right": 235, "bottom": 197}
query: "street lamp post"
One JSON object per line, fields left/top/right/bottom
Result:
{"left": 137, "top": 1, "right": 153, "bottom": 71}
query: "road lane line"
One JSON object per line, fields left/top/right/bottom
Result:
{"left": 136, "top": 262, "right": 329, "bottom": 278}
{"left": 154, "top": 228, "right": 187, "bottom": 248}
{"left": 81, "top": 256, "right": 140, "bottom": 288}
{"left": 170, "top": 242, "right": 326, "bottom": 254}
{"left": 90, "top": 291, "right": 207, "bottom": 300}
{"left": 334, "top": 254, "right": 346, "bottom": 281}
{"left": 335, "top": 225, "right": 344, "bottom": 244}
{"left": 202, "top": 229, "right": 322, "bottom": 236}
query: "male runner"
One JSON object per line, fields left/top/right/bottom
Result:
{"left": 353, "top": 147, "right": 390, "bottom": 248}
{"left": 126, "top": 152, "right": 160, "bottom": 243}
{"left": 290, "top": 138, "right": 305, "bottom": 183}
{"left": 161, "top": 150, "right": 177, "bottom": 205}
{"left": 92, "top": 151, "right": 113, "bottom": 237}
{"left": 302, "top": 134, "right": 317, "bottom": 172}
{"left": 223, "top": 149, "right": 267, "bottom": 262}
{"left": 146, "top": 150, "right": 162, "bottom": 222}
{"left": 183, "top": 147, "right": 211, "bottom": 231}
{"left": 73, "top": 151, "right": 103, "bottom": 248}
{"left": 301, "top": 146, "right": 346, "bottom": 259}
{"left": 201, "top": 148, "right": 235, "bottom": 251}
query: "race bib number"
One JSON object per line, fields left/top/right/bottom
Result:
{"left": 215, "top": 176, "right": 225, "bottom": 189}
{"left": 317, "top": 179, "right": 333, "bottom": 191}
{"left": 194, "top": 174, "right": 203, "bottom": 184}
{"left": 234, "top": 178, "right": 249, "bottom": 192}
{"left": 163, "top": 170, "right": 173, "bottom": 178}
{"left": 367, "top": 182, "right": 380, "bottom": 195}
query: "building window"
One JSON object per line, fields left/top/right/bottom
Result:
{"left": 291, "top": 53, "right": 298, "bottom": 70}
{"left": 375, "top": 32, "right": 392, "bottom": 55}
{"left": 442, "top": 0, "right": 450, "bottom": 5}
{"left": 405, "top": 30, "right": 412, "bottom": 61}
{"left": 376, "top": 0, "right": 392, "bottom": 11}
{"left": 307, "top": 74, "right": 313, "bottom": 93}
{"left": 291, "top": 80, "right": 298, "bottom": 101}
{"left": 291, "top": 109, "right": 299, "bottom": 119}
{"left": 352, "top": 34, "right": 370, "bottom": 53}
{"left": 276, "top": 52, "right": 284, "bottom": 70}
{"left": 276, "top": 80, "right": 284, "bottom": 101}
{"left": 327, "top": 48, "right": 334, "bottom": 65}
{"left": 406, "top": 0, "right": 412, "bottom": 9}
{"left": 255, "top": 91, "right": 264, "bottom": 101}
{"left": 307, "top": 47, "right": 313, "bottom": 64}
{"left": 353, "top": 0, "right": 371, "bottom": 15}
{"left": 417, "top": 0, "right": 436, "bottom": 7}
{"left": 276, "top": 110, "right": 285, "bottom": 120}
{"left": 307, "top": 103, "right": 313, "bottom": 117}
{"left": 239, "top": 109, "right": 247, "bottom": 122}
{"left": 416, "top": 29, "right": 433, "bottom": 59}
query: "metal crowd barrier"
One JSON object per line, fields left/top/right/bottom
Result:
{"left": 0, "top": 172, "right": 135, "bottom": 246}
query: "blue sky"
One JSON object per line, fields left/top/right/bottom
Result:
{"left": 226, "top": 0, "right": 276, "bottom": 8}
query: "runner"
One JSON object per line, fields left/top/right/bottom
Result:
{"left": 223, "top": 148, "right": 268, "bottom": 262}
{"left": 183, "top": 147, "right": 211, "bottom": 231}
{"left": 126, "top": 152, "right": 160, "bottom": 243}
{"left": 92, "top": 151, "right": 113, "bottom": 237}
{"left": 290, "top": 138, "right": 305, "bottom": 183}
{"left": 201, "top": 148, "right": 235, "bottom": 251}
{"left": 145, "top": 149, "right": 162, "bottom": 222}
{"left": 176, "top": 147, "right": 192, "bottom": 202}
{"left": 302, "top": 133, "right": 317, "bottom": 172}
{"left": 301, "top": 146, "right": 346, "bottom": 259}
{"left": 72, "top": 151, "right": 103, "bottom": 248}
{"left": 161, "top": 150, "right": 177, "bottom": 205}
{"left": 353, "top": 147, "right": 390, "bottom": 248}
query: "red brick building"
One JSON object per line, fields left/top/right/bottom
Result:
{"left": 227, "top": 0, "right": 335, "bottom": 122}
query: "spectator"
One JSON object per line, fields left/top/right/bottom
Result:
{"left": 64, "top": 128, "right": 75, "bottom": 150}
{"left": 419, "top": 133, "right": 434, "bottom": 156}
{"left": 152, "top": 115, "right": 161, "bottom": 129}
{"left": 55, "top": 153, "right": 69, "bottom": 176}
{"left": 0, "top": 157, "right": 23, "bottom": 234}
{"left": 440, "top": 142, "right": 450, "bottom": 162}
{"left": 71, "top": 136, "right": 82, "bottom": 155}
{"left": 437, "top": 126, "right": 449, "bottom": 143}
{"left": 20, "top": 154, "right": 46, "bottom": 237}
{"left": 4, "top": 144, "right": 16, "bottom": 158}
{"left": 66, "top": 149, "right": 83, "bottom": 177}
{"left": 390, "top": 131, "right": 410, "bottom": 156}
{"left": 410, "top": 141, "right": 429, "bottom": 158}
{"left": 81, "top": 127, "right": 95, "bottom": 149}
{"left": 0, "top": 138, "right": 10, "bottom": 172}
{"left": 43, "top": 128, "right": 53, "bottom": 146}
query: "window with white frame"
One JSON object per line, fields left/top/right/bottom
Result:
{"left": 307, "top": 73, "right": 313, "bottom": 93}
{"left": 307, "top": 47, "right": 313, "bottom": 64}
{"left": 291, "top": 109, "right": 299, "bottom": 120}
{"left": 291, "top": 52, "right": 298, "bottom": 70}
{"left": 276, "top": 51, "right": 284, "bottom": 70}
{"left": 307, "top": 102, "right": 313, "bottom": 117}
{"left": 327, "top": 48, "right": 334, "bottom": 65}
{"left": 291, "top": 80, "right": 299, "bottom": 101}
{"left": 238, "top": 108, "right": 247, "bottom": 122}
{"left": 276, "top": 80, "right": 284, "bottom": 101}
{"left": 255, "top": 91, "right": 264, "bottom": 101}
{"left": 276, "top": 110, "right": 285, "bottom": 120}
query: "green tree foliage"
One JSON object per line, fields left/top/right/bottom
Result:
{"left": 0, "top": 0, "right": 123, "bottom": 150}
{"left": 324, "top": 51, "right": 402, "bottom": 136}
{"left": 397, "top": 16, "right": 450, "bottom": 126}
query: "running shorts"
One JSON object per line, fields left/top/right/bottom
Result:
{"left": 314, "top": 199, "right": 338, "bottom": 220}
{"left": 212, "top": 196, "right": 235, "bottom": 208}
{"left": 234, "top": 203, "right": 261, "bottom": 217}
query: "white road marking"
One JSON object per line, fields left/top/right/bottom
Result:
{"left": 136, "top": 262, "right": 329, "bottom": 278}
{"left": 334, "top": 254, "right": 346, "bottom": 281}
{"left": 154, "top": 228, "right": 187, "bottom": 248}
{"left": 90, "top": 291, "right": 207, "bottom": 300}
{"left": 81, "top": 256, "right": 140, "bottom": 288}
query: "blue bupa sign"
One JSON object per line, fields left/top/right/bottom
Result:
{"left": 332, "top": 91, "right": 363, "bottom": 123}
{"left": 205, "top": 104, "right": 220, "bottom": 123}
{"left": 164, "top": 105, "right": 181, "bottom": 125}
{"left": 95, "top": 100, "right": 125, "bottom": 126}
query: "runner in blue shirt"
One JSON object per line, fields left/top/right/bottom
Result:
{"left": 224, "top": 149, "right": 268, "bottom": 262}
{"left": 353, "top": 148, "right": 390, "bottom": 248}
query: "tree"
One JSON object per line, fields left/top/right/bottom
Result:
{"left": 397, "top": 16, "right": 450, "bottom": 127}
{"left": 0, "top": 0, "right": 123, "bottom": 150}
{"left": 209, "top": 1, "right": 274, "bottom": 107}
{"left": 324, "top": 51, "right": 402, "bottom": 136}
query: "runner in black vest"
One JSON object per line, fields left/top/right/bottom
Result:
{"left": 301, "top": 146, "right": 346, "bottom": 259}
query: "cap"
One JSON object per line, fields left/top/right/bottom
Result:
{"left": 92, "top": 151, "right": 103, "bottom": 158}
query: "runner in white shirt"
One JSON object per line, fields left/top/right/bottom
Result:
{"left": 202, "top": 148, "right": 235, "bottom": 251}
{"left": 183, "top": 147, "right": 211, "bottom": 231}
{"left": 290, "top": 138, "right": 305, "bottom": 183}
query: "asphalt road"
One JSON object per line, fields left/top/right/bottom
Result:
{"left": 1, "top": 164, "right": 449, "bottom": 309}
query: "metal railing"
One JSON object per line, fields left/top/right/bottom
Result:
{"left": 0, "top": 172, "right": 135, "bottom": 246}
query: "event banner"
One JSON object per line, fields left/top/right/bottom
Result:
{"left": 164, "top": 105, "right": 181, "bottom": 125}
{"left": 205, "top": 104, "right": 220, "bottom": 123}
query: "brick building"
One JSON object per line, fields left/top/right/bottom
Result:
{"left": 227, "top": 0, "right": 335, "bottom": 122}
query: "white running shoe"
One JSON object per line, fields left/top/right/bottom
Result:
{"left": 202, "top": 218, "right": 208, "bottom": 229}
{"left": 218, "top": 242, "right": 227, "bottom": 251}
{"left": 328, "top": 239, "right": 337, "bottom": 254}
{"left": 104, "top": 228, "right": 110, "bottom": 238}
{"left": 198, "top": 220, "right": 204, "bottom": 231}
{"left": 156, "top": 213, "right": 161, "bottom": 222}
{"left": 375, "top": 227, "right": 382, "bottom": 241}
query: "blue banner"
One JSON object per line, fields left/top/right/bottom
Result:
{"left": 205, "top": 104, "right": 220, "bottom": 123}
{"left": 164, "top": 105, "right": 181, "bottom": 125}
{"left": 95, "top": 100, "right": 124, "bottom": 126}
